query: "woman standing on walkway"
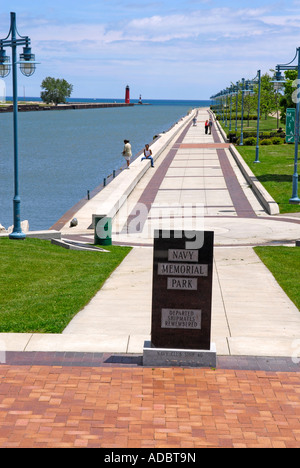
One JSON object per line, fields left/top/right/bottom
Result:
{"left": 122, "top": 140, "right": 132, "bottom": 169}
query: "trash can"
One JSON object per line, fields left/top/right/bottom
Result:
{"left": 228, "top": 133, "right": 236, "bottom": 143}
{"left": 94, "top": 215, "right": 112, "bottom": 246}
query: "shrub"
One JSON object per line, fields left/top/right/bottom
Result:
{"left": 260, "top": 139, "right": 273, "bottom": 146}
{"left": 272, "top": 137, "right": 283, "bottom": 145}
{"left": 244, "top": 137, "right": 256, "bottom": 146}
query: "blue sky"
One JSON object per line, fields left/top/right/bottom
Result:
{"left": 1, "top": 0, "right": 300, "bottom": 99}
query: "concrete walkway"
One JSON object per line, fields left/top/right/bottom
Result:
{"left": 1, "top": 108, "right": 300, "bottom": 359}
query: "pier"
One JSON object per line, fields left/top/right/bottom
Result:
{"left": 0, "top": 102, "right": 134, "bottom": 112}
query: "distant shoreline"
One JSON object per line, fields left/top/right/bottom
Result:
{"left": 0, "top": 102, "right": 140, "bottom": 113}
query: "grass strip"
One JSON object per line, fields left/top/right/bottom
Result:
{"left": 254, "top": 246, "right": 300, "bottom": 311}
{"left": 237, "top": 145, "right": 300, "bottom": 214}
{"left": 0, "top": 238, "right": 131, "bottom": 333}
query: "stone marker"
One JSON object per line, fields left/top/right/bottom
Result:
{"left": 143, "top": 230, "right": 216, "bottom": 368}
{"left": 143, "top": 341, "right": 217, "bottom": 368}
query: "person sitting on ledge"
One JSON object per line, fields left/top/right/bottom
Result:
{"left": 141, "top": 144, "right": 154, "bottom": 168}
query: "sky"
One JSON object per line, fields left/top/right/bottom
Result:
{"left": 1, "top": 0, "right": 300, "bottom": 100}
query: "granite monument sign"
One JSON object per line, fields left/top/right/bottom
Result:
{"left": 151, "top": 230, "right": 214, "bottom": 350}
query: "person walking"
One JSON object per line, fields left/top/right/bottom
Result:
{"left": 209, "top": 118, "right": 213, "bottom": 135}
{"left": 141, "top": 144, "right": 154, "bottom": 167}
{"left": 205, "top": 120, "right": 209, "bottom": 135}
{"left": 122, "top": 139, "right": 132, "bottom": 169}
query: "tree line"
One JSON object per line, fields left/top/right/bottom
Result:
{"left": 213, "top": 71, "right": 298, "bottom": 126}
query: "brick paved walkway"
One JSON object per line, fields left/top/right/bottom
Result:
{"left": 0, "top": 363, "right": 300, "bottom": 448}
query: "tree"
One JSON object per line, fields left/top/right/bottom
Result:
{"left": 40, "top": 77, "right": 73, "bottom": 105}
{"left": 243, "top": 93, "right": 257, "bottom": 127}
{"left": 259, "top": 73, "right": 277, "bottom": 120}
{"left": 279, "top": 70, "right": 298, "bottom": 124}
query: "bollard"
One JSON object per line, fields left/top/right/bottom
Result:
{"left": 94, "top": 215, "right": 112, "bottom": 246}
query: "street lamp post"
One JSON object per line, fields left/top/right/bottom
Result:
{"left": 229, "top": 86, "right": 233, "bottom": 132}
{"left": 235, "top": 82, "right": 239, "bottom": 132}
{"left": 274, "top": 48, "right": 300, "bottom": 204}
{"left": 221, "top": 91, "right": 225, "bottom": 124}
{"left": 239, "top": 79, "right": 245, "bottom": 146}
{"left": 225, "top": 92, "right": 228, "bottom": 127}
{"left": 239, "top": 79, "right": 254, "bottom": 147}
{"left": 0, "top": 12, "right": 38, "bottom": 239}
{"left": 255, "top": 71, "right": 262, "bottom": 163}
{"left": 251, "top": 70, "right": 262, "bottom": 163}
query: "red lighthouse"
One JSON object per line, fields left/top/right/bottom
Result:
{"left": 125, "top": 85, "right": 130, "bottom": 104}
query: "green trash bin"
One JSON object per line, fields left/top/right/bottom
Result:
{"left": 94, "top": 215, "right": 112, "bottom": 246}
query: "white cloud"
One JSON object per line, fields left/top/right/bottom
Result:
{"left": 2, "top": 1, "right": 300, "bottom": 98}
{"left": 25, "top": 7, "right": 274, "bottom": 46}
{"left": 260, "top": 14, "right": 300, "bottom": 27}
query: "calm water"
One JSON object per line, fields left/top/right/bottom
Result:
{"left": 0, "top": 99, "right": 210, "bottom": 231}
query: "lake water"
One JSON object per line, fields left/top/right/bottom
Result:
{"left": 0, "top": 99, "right": 210, "bottom": 231}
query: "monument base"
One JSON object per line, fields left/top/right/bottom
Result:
{"left": 143, "top": 341, "right": 217, "bottom": 368}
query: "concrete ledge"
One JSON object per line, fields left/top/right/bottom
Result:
{"left": 143, "top": 341, "right": 217, "bottom": 368}
{"left": 216, "top": 121, "right": 228, "bottom": 142}
{"left": 212, "top": 115, "right": 280, "bottom": 216}
{"left": 229, "top": 144, "right": 280, "bottom": 215}
{"left": 227, "top": 336, "right": 298, "bottom": 357}
{"left": 25, "top": 334, "right": 130, "bottom": 353}
{"left": 0, "top": 230, "right": 61, "bottom": 240}
{"left": 0, "top": 333, "right": 130, "bottom": 353}
{"left": 26, "top": 230, "right": 62, "bottom": 240}
{"left": 51, "top": 238, "right": 109, "bottom": 252}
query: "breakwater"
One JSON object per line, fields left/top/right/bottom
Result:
{"left": 0, "top": 102, "right": 135, "bottom": 113}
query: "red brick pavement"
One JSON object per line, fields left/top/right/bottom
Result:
{"left": 179, "top": 143, "right": 230, "bottom": 149}
{"left": 0, "top": 364, "right": 300, "bottom": 448}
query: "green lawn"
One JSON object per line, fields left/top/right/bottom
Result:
{"left": 0, "top": 238, "right": 131, "bottom": 333}
{"left": 254, "top": 246, "right": 300, "bottom": 311}
{"left": 219, "top": 114, "right": 300, "bottom": 214}
{"left": 237, "top": 144, "right": 300, "bottom": 214}
{"left": 221, "top": 114, "right": 280, "bottom": 133}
